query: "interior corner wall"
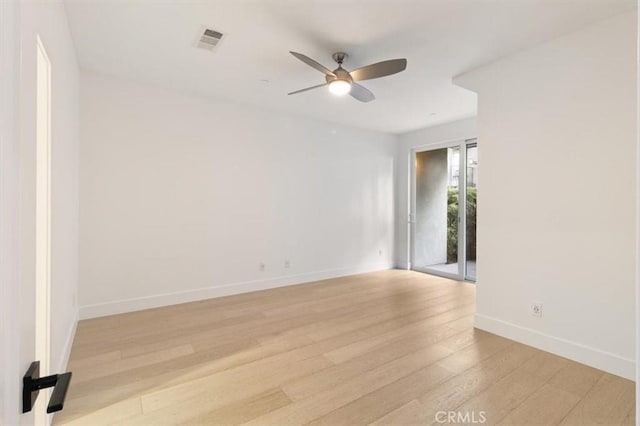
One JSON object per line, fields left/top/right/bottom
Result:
{"left": 79, "top": 72, "right": 397, "bottom": 318}
{"left": 395, "top": 117, "right": 478, "bottom": 269}
{"left": 455, "top": 11, "right": 637, "bottom": 379}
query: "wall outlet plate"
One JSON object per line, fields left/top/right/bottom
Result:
{"left": 531, "top": 302, "right": 542, "bottom": 317}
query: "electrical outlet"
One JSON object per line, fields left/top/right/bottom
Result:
{"left": 259, "top": 263, "right": 266, "bottom": 272}
{"left": 531, "top": 302, "right": 542, "bottom": 318}
{"left": 284, "top": 260, "right": 290, "bottom": 268}
{"left": 378, "top": 249, "right": 382, "bottom": 257}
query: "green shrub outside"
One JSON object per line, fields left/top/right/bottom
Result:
{"left": 447, "top": 187, "right": 477, "bottom": 263}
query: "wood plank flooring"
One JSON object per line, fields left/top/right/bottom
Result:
{"left": 55, "top": 270, "right": 635, "bottom": 425}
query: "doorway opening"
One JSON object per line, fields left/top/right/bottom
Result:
{"left": 410, "top": 139, "right": 477, "bottom": 282}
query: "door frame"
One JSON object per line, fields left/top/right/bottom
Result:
{"left": 34, "top": 33, "right": 52, "bottom": 426}
{"left": 409, "top": 138, "right": 477, "bottom": 281}
{"left": 1, "top": 3, "right": 56, "bottom": 423}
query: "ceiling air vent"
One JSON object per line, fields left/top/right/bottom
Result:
{"left": 196, "top": 28, "right": 223, "bottom": 51}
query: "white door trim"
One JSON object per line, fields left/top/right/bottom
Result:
{"left": 35, "top": 34, "right": 52, "bottom": 426}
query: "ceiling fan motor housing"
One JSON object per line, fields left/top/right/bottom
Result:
{"left": 326, "top": 68, "right": 352, "bottom": 84}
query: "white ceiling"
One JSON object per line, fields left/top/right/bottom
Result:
{"left": 64, "top": 0, "right": 634, "bottom": 134}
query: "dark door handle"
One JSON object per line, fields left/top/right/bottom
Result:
{"left": 23, "top": 361, "right": 72, "bottom": 413}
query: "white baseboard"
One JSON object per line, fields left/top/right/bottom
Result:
{"left": 58, "top": 309, "right": 78, "bottom": 372}
{"left": 79, "top": 262, "right": 394, "bottom": 320}
{"left": 475, "top": 313, "right": 635, "bottom": 380}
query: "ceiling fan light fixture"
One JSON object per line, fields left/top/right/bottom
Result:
{"left": 288, "top": 51, "right": 406, "bottom": 102}
{"left": 328, "top": 79, "right": 351, "bottom": 96}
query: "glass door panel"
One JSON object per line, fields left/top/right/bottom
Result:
{"left": 465, "top": 143, "right": 478, "bottom": 281}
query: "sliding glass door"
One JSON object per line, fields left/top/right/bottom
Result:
{"left": 465, "top": 143, "right": 477, "bottom": 281}
{"left": 411, "top": 139, "right": 477, "bottom": 281}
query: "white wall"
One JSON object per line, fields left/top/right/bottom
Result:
{"left": 79, "top": 72, "right": 397, "bottom": 318}
{"left": 0, "top": 1, "right": 21, "bottom": 423}
{"left": 456, "top": 11, "right": 636, "bottom": 379}
{"left": 636, "top": 0, "right": 640, "bottom": 416}
{"left": 395, "top": 117, "right": 478, "bottom": 268}
{"left": 1, "top": 0, "right": 79, "bottom": 423}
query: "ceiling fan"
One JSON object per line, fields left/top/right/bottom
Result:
{"left": 288, "top": 51, "right": 407, "bottom": 103}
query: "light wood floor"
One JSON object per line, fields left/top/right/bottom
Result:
{"left": 56, "top": 270, "right": 635, "bottom": 425}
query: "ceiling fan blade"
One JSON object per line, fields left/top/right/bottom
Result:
{"left": 288, "top": 83, "right": 328, "bottom": 95}
{"left": 290, "top": 51, "right": 336, "bottom": 77}
{"left": 349, "top": 83, "right": 375, "bottom": 103}
{"left": 349, "top": 59, "right": 407, "bottom": 81}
